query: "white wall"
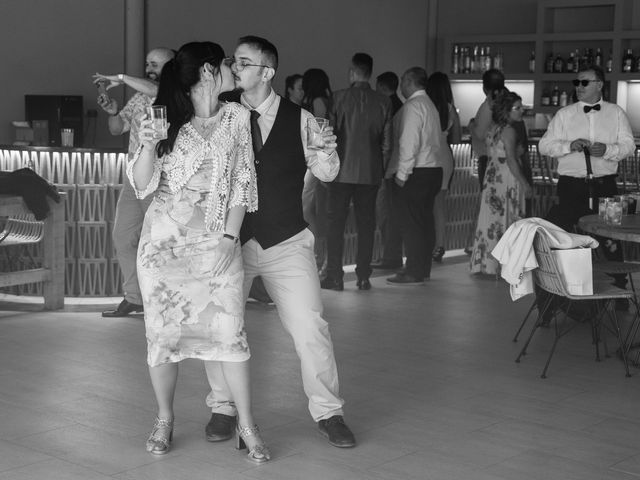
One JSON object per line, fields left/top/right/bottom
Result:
{"left": 146, "top": 0, "right": 429, "bottom": 94}
{"left": 0, "top": 0, "right": 430, "bottom": 148}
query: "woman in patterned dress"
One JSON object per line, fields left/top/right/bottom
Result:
{"left": 129, "top": 42, "right": 269, "bottom": 462}
{"left": 470, "top": 91, "right": 532, "bottom": 275}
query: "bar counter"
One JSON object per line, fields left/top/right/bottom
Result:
{"left": 3, "top": 142, "right": 636, "bottom": 297}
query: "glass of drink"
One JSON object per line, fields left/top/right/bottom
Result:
{"left": 606, "top": 199, "right": 623, "bottom": 225}
{"left": 147, "top": 105, "right": 168, "bottom": 140}
{"left": 598, "top": 197, "right": 612, "bottom": 219}
{"left": 614, "top": 195, "right": 629, "bottom": 215}
{"left": 306, "top": 117, "right": 329, "bottom": 150}
{"left": 61, "top": 128, "right": 74, "bottom": 147}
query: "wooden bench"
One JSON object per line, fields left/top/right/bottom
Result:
{"left": 0, "top": 193, "right": 65, "bottom": 309}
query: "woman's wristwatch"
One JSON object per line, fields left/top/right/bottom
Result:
{"left": 223, "top": 233, "right": 239, "bottom": 244}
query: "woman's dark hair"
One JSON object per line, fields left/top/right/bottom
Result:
{"left": 154, "top": 41, "right": 225, "bottom": 156}
{"left": 285, "top": 74, "right": 302, "bottom": 99}
{"left": 302, "top": 68, "right": 332, "bottom": 112}
{"left": 426, "top": 72, "right": 454, "bottom": 132}
{"left": 491, "top": 90, "right": 522, "bottom": 127}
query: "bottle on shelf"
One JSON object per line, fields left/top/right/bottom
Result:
{"left": 493, "top": 51, "right": 503, "bottom": 71}
{"left": 551, "top": 85, "right": 560, "bottom": 106}
{"left": 553, "top": 54, "right": 565, "bottom": 73}
{"left": 623, "top": 48, "right": 634, "bottom": 73}
{"left": 635, "top": 54, "right": 640, "bottom": 73}
{"left": 452, "top": 44, "right": 460, "bottom": 74}
{"left": 559, "top": 90, "right": 568, "bottom": 107}
{"left": 606, "top": 49, "right": 613, "bottom": 73}
{"left": 484, "top": 46, "right": 492, "bottom": 72}
{"left": 463, "top": 47, "right": 471, "bottom": 73}
{"left": 594, "top": 48, "right": 603, "bottom": 68}
{"left": 574, "top": 49, "right": 581, "bottom": 72}
{"left": 472, "top": 45, "right": 480, "bottom": 73}
{"left": 566, "top": 52, "right": 575, "bottom": 72}
{"left": 528, "top": 50, "right": 535, "bottom": 73}
{"left": 545, "top": 52, "right": 554, "bottom": 73}
{"left": 584, "top": 48, "right": 593, "bottom": 66}
{"left": 541, "top": 89, "right": 551, "bottom": 106}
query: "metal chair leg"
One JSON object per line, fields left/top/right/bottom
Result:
{"left": 516, "top": 294, "right": 554, "bottom": 362}
{"left": 513, "top": 299, "right": 537, "bottom": 343}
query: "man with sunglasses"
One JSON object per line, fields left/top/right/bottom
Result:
{"left": 539, "top": 64, "right": 635, "bottom": 303}
{"left": 203, "top": 36, "right": 356, "bottom": 449}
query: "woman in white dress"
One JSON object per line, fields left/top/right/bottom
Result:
{"left": 129, "top": 41, "right": 269, "bottom": 462}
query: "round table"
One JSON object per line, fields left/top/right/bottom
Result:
{"left": 578, "top": 214, "right": 640, "bottom": 243}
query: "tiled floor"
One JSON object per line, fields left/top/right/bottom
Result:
{"left": 1, "top": 258, "right": 640, "bottom": 479}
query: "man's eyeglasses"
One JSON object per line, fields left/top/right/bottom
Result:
{"left": 224, "top": 57, "right": 272, "bottom": 71}
{"left": 572, "top": 79, "right": 598, "bottom": 87}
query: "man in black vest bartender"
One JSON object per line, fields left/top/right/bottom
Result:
{"left": 204, "top": 36, "right": 356, "bottom": 448}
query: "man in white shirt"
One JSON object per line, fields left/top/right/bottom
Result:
{"left": 539, "top": 64, "right": 636, "bottom": 301}
{"left": 203, "top": 36, "right": 356, "bottom": 448}
{"left": 539, "top": 64, "right": 635, "bottom": 231}
{"left": 386, "top": 67, "right": 443, "bottom": 285}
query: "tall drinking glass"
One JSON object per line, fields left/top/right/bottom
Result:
{"left": 306, "top": 117, "right": 328, "bottom": 150}
{"left": 147, "top": 105, "right": 168, "bottom": 140}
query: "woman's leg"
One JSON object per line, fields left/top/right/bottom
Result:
{"left": 433, "top": 189, "right": 446, "bottom": 248}
{"left": 146, "top": 363, "right": 178, "bottom": 454}
{"left": 149, "top": 363, "right": 178, "bottom": 420}
{"left": 217, "top": 360, "right": 270, "bottom": 460}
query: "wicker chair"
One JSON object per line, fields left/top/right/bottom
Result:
{"left": 515, "top": 232, "right": 637, "bottom": 378}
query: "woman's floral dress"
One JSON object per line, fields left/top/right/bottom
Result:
{"left": 470, "top": 127, "right": 525, "bottom": 275}
{"left": 127, "top": 102, "right": 258, "bottom": 367}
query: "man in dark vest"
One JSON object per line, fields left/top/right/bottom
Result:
{"left": 203, "top": 36, "right": 356, "bottom": 448}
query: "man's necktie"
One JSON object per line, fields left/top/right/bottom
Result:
{"left": 249, "top": 110, "right": 263, "bottom": 162}
{"left": 584, "top": 104, "right": 601, "bottom": 113}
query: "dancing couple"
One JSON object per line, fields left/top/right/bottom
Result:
{"left": 130, "top": 36, "right": 356, "bottom": 464}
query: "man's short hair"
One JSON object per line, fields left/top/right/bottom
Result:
{"left": 579, "top": 63, "right": 605, "bottom": 83}
{"left": 352, "top": 53, "right": 373, "bottom": 78}
{"left": 237, "top": 35, "right": 279, "bottom": 70}
{"left": 376, "top": 71, "right": 399, "bottom": 91}
{"left": 404, "top": 67, "right": 428, "bottom": 89}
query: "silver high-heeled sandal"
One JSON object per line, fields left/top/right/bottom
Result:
{"left": 146, "top": 416, "right": 173, "bottom": 455}
{"left": 235, "top": 424, "right": 270, "bottom": 463}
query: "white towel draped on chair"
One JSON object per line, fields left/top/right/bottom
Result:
{"left": 491, "top": 217, "right": 599, "bottom": 300}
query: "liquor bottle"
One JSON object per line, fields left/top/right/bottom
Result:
{"left": 463, "top": 47, "right": 471, "bottom": 73}
{"left": 594, "top": 47, "right": 603, "bottom": 67}
{"left": 635, "top": 54, "right": 640, "bottom": 73}
{"left": 566, "top": 52, "right": 575, "bottom": 72}
{"left": 545, "top": 52, "right": 554, "bottom": 73}
{"left": 551, "top": 85, "right": 560, "bottom": 106}
{"left": 472, "top": 45, "right": 480, "bottom": 73}
{"left": 559, "top": 90, "right": 568, "bottom": 107}
{"left": 606, "top": 49, "right": 613, "bottom": 73}
{"left": 584, "top": 48, "right": 593, "bottom": 66}
{"left": 574, "top": 49, "right": 581, "bottom": 72}
{"left": 541, "top": 89, "right": 551, "bottom": 106}
{"left": 528, "top": 50, "right": 535, "bottom": 73}
{"left": 452, "top": 45, "right": 460, "bottom": 74}
{"left": 623, "top": 48, "right": 634, "bottom": 72}
{"left": 553, "top": 55, "right": 564, "bottom": 73}
{"left": 484, "top": 46, "right": 492, "bottom": 71}
{"left": 493, "top": 51, "right": 503, "bottom": 71}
